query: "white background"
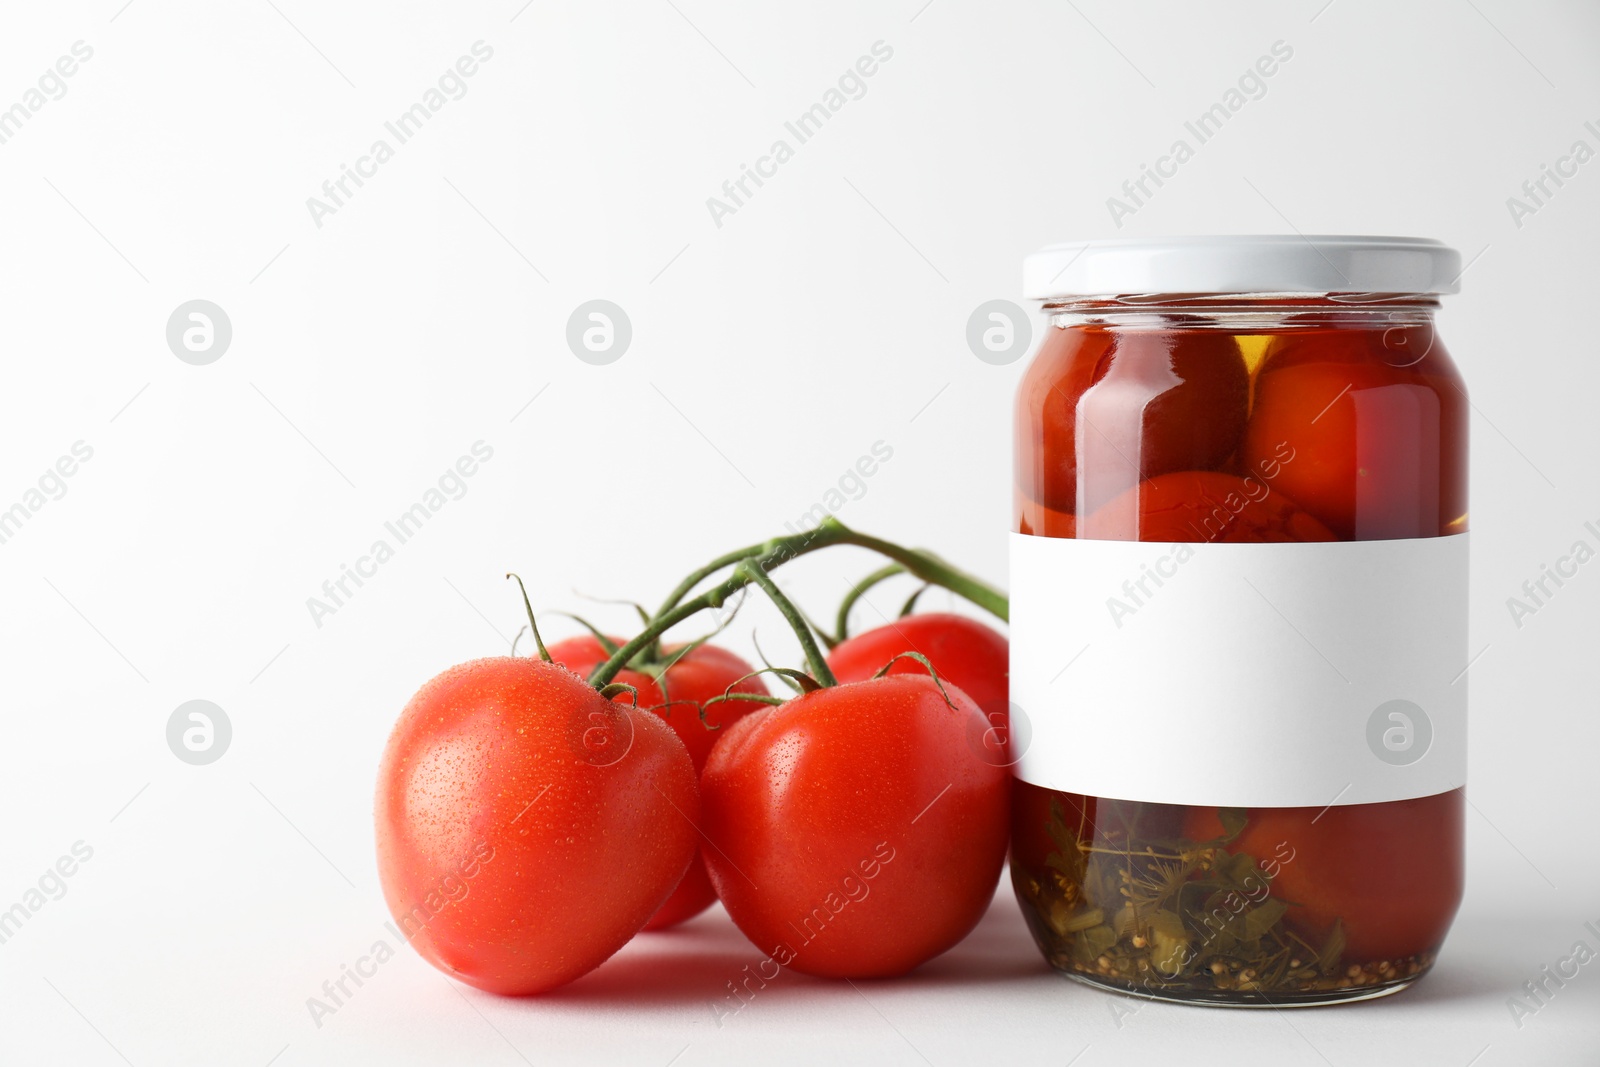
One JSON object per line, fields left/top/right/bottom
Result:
{"left": 1, "top": 1, "right": 1597, "bottom": 1064}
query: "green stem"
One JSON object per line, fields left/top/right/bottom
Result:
{"left": 590, "top": 527, "right": 854, "bottom": 688}
{"left": 506, "top": 573, "right": 551, "bottom": 661}
{"left": 643, "top": 538, "right": 769, "bottom": 661}
{"left": 591, "top": 518, "right": 1008, "bottom": 688}
{"left": 650, "top": 539, "right": 772, "bottom": 625}
{"left": 658, "top": 518, "right": 1008, "bottom": 624}
{"left": 589, "top": 570, "right": 752, "bottom": 688}
{"left": 834, "top": 527, "right": 1009, "bottom": 623}
{"left": 735, "top": 559, "right": 837, "bottom": 686}
{"left": 835, "top": 563, "right": 905, "bottom": 642}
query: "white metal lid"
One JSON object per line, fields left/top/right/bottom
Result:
{"left": 1023, "top": 235, "right": 1461, "bottom": 300}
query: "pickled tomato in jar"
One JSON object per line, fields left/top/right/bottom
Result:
{"left": 1009, "top": 237, "right": 1467, "bottom": 1006}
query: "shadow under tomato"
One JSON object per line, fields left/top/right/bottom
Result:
{"left": 523, "top": 879, "right": 1050, "bottom": 1010}
{"left": 475, "top": 886, "right": 1528, "bottom": 1013}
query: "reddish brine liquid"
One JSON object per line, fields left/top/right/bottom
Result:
{"left": 1011, "top": 306, "right": 1466, "bottom": 1004}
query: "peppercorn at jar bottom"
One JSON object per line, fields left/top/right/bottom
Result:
{"left": 1008, "top": 782, "right": 1463, "bottom": 1006}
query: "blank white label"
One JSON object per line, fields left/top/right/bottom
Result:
{"left": 1009, "top": 532, "right": 1468, "bottom": 808}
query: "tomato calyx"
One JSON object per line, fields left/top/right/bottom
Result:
{"left": 509, "top": 572, "right": 753, "bottom": 706}
{"left": 546, "top": 611, "right": 624, "bottom": 656}
{"left": 699, "top": 667, "right": 817, "bottom": 718}
{"left": 595, "top": 681, "right": 641, "bottom": 706}
{"left": 698, "top": 652, "right": 963, "bottom": 731}
{"left": 506, "top": 572, "right": 553, "bottom": 662}
{"left": 724, "top": 664, "right": 824, "bottom": 698}
{"left": 507, "top": 572, "right": 666, "bottom": 694}
{"left": 869, "top": 651, "right": 961, "bottom": 712}
{"left": 746, "top": 630, "right": 810, "bottom": 694}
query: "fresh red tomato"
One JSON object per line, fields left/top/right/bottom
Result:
{"left": 1183, "top": 791, "right": 1463, "bottom": 962}
{"left": 545, "top": 634, "right": 768, "bottom": 928}
{"left": 1239, "top": 330, "right": 1468, "bottom": 539}
{"left": 827, "top": 613, "right": 1010, "bottom": 763}
{"left": 1016, "top": 326, "right": 1249, "bottom": 515}
{"left": 699, "top": 674, "right": 1010, "bottom": 978}
{"left": 375, "top": 657, "right": 699, "bottom": 994}
{"left": 1082, "top": 469, "right": 1336, "bottom": 543}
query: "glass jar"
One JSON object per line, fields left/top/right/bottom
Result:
{"left": 1007, "top": 236, "right": 1467, "bottom": 1006}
